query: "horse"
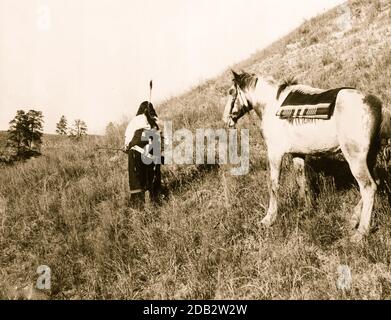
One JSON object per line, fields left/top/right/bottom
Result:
{"left": 222, "top": 70, "right": 391, "bottom": 242}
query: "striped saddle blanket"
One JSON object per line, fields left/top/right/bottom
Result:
{"left": 276, "top": 87, "right": 354, "bottom": 120}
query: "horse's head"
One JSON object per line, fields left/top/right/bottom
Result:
{"left": 222, "top": 70, "right": 258, "bottom": 128}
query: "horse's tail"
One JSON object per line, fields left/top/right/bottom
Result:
{"left": 381, "top": 107, "right": 391, "bottom": 140}
{"left": 363, "top": 94, "right": 382, "bottom": 137}
{"left": 363, "top": 94, "right": 391, "bottom": 139}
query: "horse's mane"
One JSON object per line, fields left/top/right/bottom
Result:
{"left": 233, "top": 72, "right": 257, "bottom": 90}
{"left": 276, "top": 77, "right": 299, "bottom": 100}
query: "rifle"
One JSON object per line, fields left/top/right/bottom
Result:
{"left": 95, "top": 147, "right": 126, "bottom": 153}
{"left": 95, "top": 145, "right": 163, "bottom": 163}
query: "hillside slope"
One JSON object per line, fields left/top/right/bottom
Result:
{"left": 1, "top": 0, "right": 391, "bottom": 299}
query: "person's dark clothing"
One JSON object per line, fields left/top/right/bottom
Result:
{"left": 127, "top": 127, "right": 162, "bottom": 207}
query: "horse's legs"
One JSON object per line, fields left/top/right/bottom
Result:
{"left": 342, "top": 151, "right": 377, "bottom": 242}
{"left": 292, "top": 156, "right": 311, "bottom": 206}
{"left": 261, "top": 151, "right": 283, "bottom": 227}
{"left": 355, "top": 175, "right": 376, "bottom": 242}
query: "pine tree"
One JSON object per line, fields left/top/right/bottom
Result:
{"left": 7, "top": 109, "right": 44, "bottom": 156}
{"left": 56, "top": 115, "right": 68, "bottom": 135}
{"left": 26, "top": 110, "right": 44, "bottom": 149}
{"left": 7, "top": 110, "right": 28, "bottom": 150}
{"left": 70, "top": 119, "right": 88, "bottom": 139}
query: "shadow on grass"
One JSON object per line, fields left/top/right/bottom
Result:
{"left": 305, "top": 156, "right": 356, "bottom": 194}
{"left": 300, "top": 156, "right": 391, "bottom": 247}
{"left": 306, "top": 155, "right": 391, "bottom": 198}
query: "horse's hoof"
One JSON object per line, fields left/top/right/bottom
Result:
{"left": 261, "top": 216, "right": 274, "bottom": 227}
{"left": 350, "top": 232, "right": 364, "bottom": 243}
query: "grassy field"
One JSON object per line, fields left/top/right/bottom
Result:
{"left": 1, "top": 0, "right": 391, "bottom": 299}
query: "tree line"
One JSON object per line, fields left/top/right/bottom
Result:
{"left": 1, "top": 110, "right": 88, "bottom": 163}
{"left": 56, "top": 115, "right": 88, "bottom": 138}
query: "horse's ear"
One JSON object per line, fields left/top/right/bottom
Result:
{"left": 231, "top": 69, "right": 239, "bottom": 80}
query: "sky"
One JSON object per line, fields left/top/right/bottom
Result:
{"left": 0, "top": 0, "right": 346, "bottom": 134}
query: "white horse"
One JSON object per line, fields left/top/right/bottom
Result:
{"left": 223, "top": 70, "right": 391, "bottom": 242}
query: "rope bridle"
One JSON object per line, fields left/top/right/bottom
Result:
{"left": 229, "top": 84, "right": 253, "bottom": 124}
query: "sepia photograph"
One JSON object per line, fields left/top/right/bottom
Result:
{"left": 1, "top": 0, "right": 391, "bottom": 306}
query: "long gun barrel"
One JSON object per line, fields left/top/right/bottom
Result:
{"left": 96, "top": 146, "right": 162, "bottom": 163}
{"left": 95, "top": 147, "right": 125, "bottom": 152}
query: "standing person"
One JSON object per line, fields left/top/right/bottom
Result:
{"left": 124, "top": 101, "right": 162, "bottom": 208}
